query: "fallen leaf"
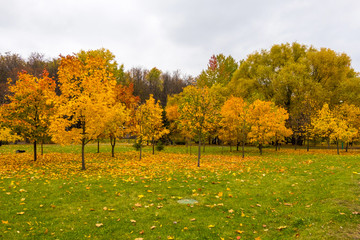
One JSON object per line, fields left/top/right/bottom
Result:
{"left": 150, "top": 226, "right": 156, "bottom": 230}
{"left": 236, "top": 230, "right": 244, "bottom": 234}
{"left": 228, "top": 209, "right": 234, "bottom": 213}
{"left": 208, "top": 225, "right": 215, "bottom": 228}
{"left": 103, "top": 207, "right": 108, "bottom": 211}
{"left": 135, "top": 203, "right": 142, "bottom": 207}
{"left": 130, "top": 219, "right": 136, "bottom": 223}
{"left": 95, "top": 223, "right": 103, "bottom": 227}
{"left": 2, "top": 220, "right": 9, "bottom": 224}
{"left": 17, "top": 212, "right": 25, "bottom": 215}
{"left": 277, "top": 226, "right": 287, "bottom": 230}
{"left": 190, "top": 218, "right": 196, "bottom": 221}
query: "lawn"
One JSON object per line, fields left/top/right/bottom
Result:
{"left": 0, "top": 143, "right": 360, "bottom": 239}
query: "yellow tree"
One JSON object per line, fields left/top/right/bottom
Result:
{"left": 247, "top": 100, "right": 291, "bottom": 155}
{"left": 311, "top": 104, "right": 336, "bottom": 149}
{"left": 49, "top": 53, "right": 116, "bottom": 170}
{"left": 178, "top": 86, "right": 219, "bottom": 166}
{"left": 103, "top": 83, "right": 140, "bottom": 157}
{"left": 0, "top": 127, "right": 22, "bottom": 143}
{"left": 1, "top": 70, "right": 56, "bottom": 160}
{"left": 219, "top": 96, "right": 249, "bottom": 158}
{"left": 136, "top": 94, "right": 168, "bottom": 158}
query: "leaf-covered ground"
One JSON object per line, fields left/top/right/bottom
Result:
{"left": 1, "top": 145, "right": 360, "bottom": 239}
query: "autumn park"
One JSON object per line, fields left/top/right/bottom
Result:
{"left": 1, "top": 43, "right": 360, "bottom": 239}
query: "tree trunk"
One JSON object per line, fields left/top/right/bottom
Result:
{"left": 327, "top": 139, "right": 330, "bottom": 149}
{"left": 236, "top": 142, "right": 239, "bottom": 151}
{"left": 346, "top": 142, "right": 349, "bottom": 152}
{"left": 110, "top": 137, "right": 116, "bottom": 158}
{"left": 230, "top": 144, "right": 232, "bottom": 152}
{"left": 336, "top": 140, "right": 339, "bottom": 155}
{"left": 242, "top": 141, "right": 245, "bottom": 158}
{"left": 275, "top": 141, "right": 278, "bottom": 151}
{"left": 294, "top": 134, "right": 298, "bottom": 150}
{"left": 259, "top": 143, "right": 263, "bottom": 155}
{"left": 97, "top": 138, "right": 100, "bottom": 153}
{"left": 41, "top": 141, "right": 43, "bottom": 155}
{"left": 203, "top": 142, "right": 205, "bottom": 153}
{"left": 140, "top": 142, "right": 142, "bottom": 160}
{"left": 198, "top": 130, "right": 201, "bottom": 167}
{"left": 81, "top": 123, "right": 86, "bottom": 170}
{"left": 307, "top": 135, "right": 310, "bottom": 152}
{"left": 33, "top": 140, "right": 37, "bottom": 161}
{"left": 152, "top": 137, "right": 155, "bottom": 155}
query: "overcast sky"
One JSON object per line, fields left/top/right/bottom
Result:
{"left": 1, "top": 0, "right": 360, "bottom": 76}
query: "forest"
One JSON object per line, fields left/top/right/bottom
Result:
{"left": 1, "top": 42, "right": 360, "bottom": 167}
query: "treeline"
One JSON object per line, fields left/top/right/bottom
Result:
{"left": 1, "top": 43, "right": 360, "bottom": 169}
{"left": 0, "top": 51, "right": 190, "bottom": 105}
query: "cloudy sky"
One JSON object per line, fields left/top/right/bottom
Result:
{"left": 1, "top": 0, "right": 360, "bottom": 76}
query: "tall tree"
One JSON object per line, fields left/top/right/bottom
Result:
{"left": 247, "top": 100, "right": 291, "bottom": 155}
{"left": 219, "top": 97, "right": 250, "bottom": 157}
{"left": 136, "top": 95, "right": 169, "bottom": 158}
{"left": 178, "top": 86, "right": 220, "bottom": 166}
{"left": 49, "top": 51, "right": 116, "bottom": 170}
{"left": 1, "top": 70, "right": 56, "bottom": 160}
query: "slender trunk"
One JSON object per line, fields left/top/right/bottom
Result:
{"left": 152, "top": 137, "right": 155, "bottom": 155}
{"left": 189, "top": 140, "right": 191, "bottom": 155}
{"left": 346, "top": 142, "right": 349, "bottom": 152}
{"left": 140, "top": 144, "right": 142, "bottom": 160}
{"left": 221, "top": 141, "right": 224, "bottom": 154}
{"left": 33, "top": 140, "right": 37, "bottom": 161}
{"left": 111, "top": 137, "right": 116, "bottom": 158}
{"left": 97, "top": 139, "right": 100, "bottom": 153}
{"left": 336, "top": 140, "right": 339, "bottom": 155}
{"left": 294, "top": 134, "right": 297, "bottom": 150}
{"left": 275, "top": 140, "right": 278, "bottom": 151}
{"left": 203, "top": 142, "right": 205, "bottom": 153}
{"left": 230, "top": 144, "right": 232, "bottom": 152}
{"left": 259, "top": 143, "right": 263, "bottom": 155}
{"left": 41, "top": 141, "right": 43, "bottom": 155}
{"left": 242, "top": 141, "right": 245, "bottom": 158}
{"left": 307, "top": 135, "right": 310, "bottom": 152}
{"left": 198, "top": 130, "right": 201, "bottom": 167}
{"left": 186, "top": 138, "right": 188, "bottom": 154}
{"left": 237, "top": 142, "right": 239, "bottom": 151}
{"left": 81, "top": 123, "right": 86, "bottom": 170}
{"left": 327, "top": 139, "right": 330, "bottom": 149}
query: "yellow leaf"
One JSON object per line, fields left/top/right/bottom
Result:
{"left": 208, "top": 225, "right": 215, "bottom": 228}
{"left": 130, "top": 219, "right": 136, "bottom": 223}
{"left": 217, "top": 192, "right": 223, "bottom": 197}
{"left": 2, "top": 220, "right": 9, "bottom": 224}
{"left": 17, "top": 212, "right": 25, "bottom": 215}
{"left": 95, "top": 223, "right": 103, "bottom": 227}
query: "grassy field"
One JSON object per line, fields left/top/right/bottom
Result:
{"left": 0, "top": 143, "right": 360, "bottom": 239}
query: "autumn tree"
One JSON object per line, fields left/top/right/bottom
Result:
{"left": 104, "top": 83, "right": 139, "bottom": 157}
{"left": 219, "top": 97, "right": 249, "bottom": 157}
{"left": 136, "top": 94, "right": 169, "bottom": 158}
{"left": 49, "top": 51, "right": 116, "bottom": 170}
{"left": 0, "top": 127, "right": 22, "bottom": 144}
{"left": 0, "top": 70, "right": 56, "bottom": 160}
{"left": 178, "top": 86, "right": 220, "bottom": 166}
{"left": 197, "top": 54, "right": 238, "bottom": 88}
{"left": 247, "top": 100, "right": 291, "bottom": 155}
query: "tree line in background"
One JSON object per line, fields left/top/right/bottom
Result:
{"left": 1, "top": 42, "right": 360, "bottom": 169}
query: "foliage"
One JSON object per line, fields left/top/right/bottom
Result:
{"left": 136, "top": 95, "right": 169, "bottom": 156}
{"left": 49, "top": 51, "right": 117, "bottom": 169}
{"left": 247, "top": 100, "right": 292, "bottom": 154}
{"left": 178, "top": 86, "right": 220, "bottom": 166}
{"left": 0, "top": 70, "right": 56, "bottom": 160}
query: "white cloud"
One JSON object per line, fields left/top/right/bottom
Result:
{"left": 1, "top": 0, "right": 360, "bottom": 76}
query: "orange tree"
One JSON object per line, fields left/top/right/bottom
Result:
{"left": 247, "top": 99, "right": 291, "bottom": 155}
{"left": 49, "top": 52, "right": 116, "bottom": 170}
{"left": 135, "top": 94, "right": 169, "bottom": 158}
{"left": 104, "top": 83, "right": 139, "bottom": 157}
{"left": 0, "top": 70, "right": 56, "bottom": 160}
{"left": 219, "top": 96, "right": 250, "bottom": 158}
{"left": 177, "top": 86, "right": 220, "bottom": 167}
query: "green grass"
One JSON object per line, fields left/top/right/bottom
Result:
{"left": 0, "top": 143, "right": 360, "bottom": 239}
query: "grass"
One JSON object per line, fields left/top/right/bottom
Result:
{"left": 0, "top": 143, "right": 360, "bottom": 239}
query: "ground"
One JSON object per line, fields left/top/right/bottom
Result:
{"left": 0, "top": 143, "right": 360, "bottom": 239}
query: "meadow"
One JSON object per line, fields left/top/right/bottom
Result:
{"left": 0, "top": 143, "right": 360, "bottom": 239}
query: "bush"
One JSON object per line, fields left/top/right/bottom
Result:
{"left": 133, "top": 141, "right": 142, "bottom": 151}
{"left": 156, "top": 142, "right": 165, "bottom": 151}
